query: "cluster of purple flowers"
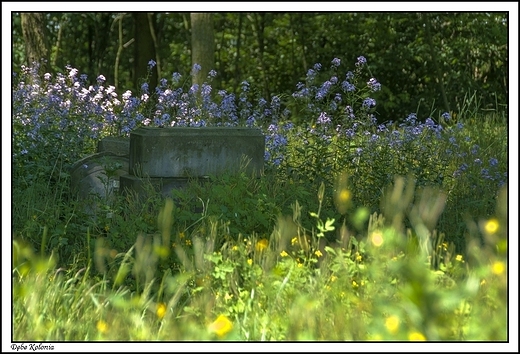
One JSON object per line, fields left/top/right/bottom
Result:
{"left": 13, "top": 58, "right": 506, "bottom": 196}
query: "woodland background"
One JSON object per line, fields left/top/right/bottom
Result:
{"left": 12, "top": 12, "right": 508, "bottom": 122}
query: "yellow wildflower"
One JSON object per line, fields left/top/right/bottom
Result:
{"left": 385, "top": 316, "right": 399, "bottom": 334}
{"left": 208, "top": 315, "right": 233, "bottom": 338}
{"left": 484, "top": 219, "right": 499, "bottom": 234}
{"left": 408, "top": 331, "right": 426, "bottom": 341}
{"left": 338, "top": 189, "right": 351, "bottom": 203}
{"left": 96, "top": 320, "right": 108, "bottom": 334}
{"left": 185, "top": 239, "right": 192, "bottom": 246}
{"left": 355, "top": 252, "right": 362, "bottom": 262}
{"left": 291, "top": 237, "right": 298, "bottom": 246}
{"left": 156, "top": 302, "right": 167, "bottom": 320}
{"left": 256, "top": 238, "right": 269, "bottom": 252}
{"left": 314, "top": 249, "right": 323, "bottom": 257}
{"left": 247, "top": 259, "right": 253, "bottom": 266}
{"left": 491, "top": 261, "right": 505, "bottom": 275}
{"left": 455, "top": 254, "right": 463, "bottom": 262}
{"left": 370, "top": 231, "right": 384, "bottom": 247}
{"left": 280, "top": 250, "right": 288, "bottom": 257}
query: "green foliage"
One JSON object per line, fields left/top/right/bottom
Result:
{"left": 12, "top": 12, "right": 508, "bottom": 120}
{"left": 12, "top": 180, "right": 508, "bottom": 341}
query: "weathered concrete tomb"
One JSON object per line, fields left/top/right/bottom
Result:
{"left": 127, "top": 127, "right": 264, "bottom": 178}
{"left": 71, "top": 127, "right": 265, "bottom": 208}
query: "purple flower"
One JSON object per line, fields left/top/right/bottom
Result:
{"left": 331, "top": 58, "right": 341, "bottom": 68}
{"left": 341, "top": 80, "right": 356, "bottom": 92}
{"left": 489, "top": 158, "right": 498, "bottom": 166}
{"left": 192, "top": 63, "right": 202, "bottom": 75}
{"left": 316, "top": 81, "right": 332, "bottom": 100}
{"left": 362, "top": 98, "right": 376, "bottom": 109}
{"left": 172, "top": 72, "right": 182, "bottom": 84}
{"left": 345, "top": 106, "right": 355, "bottom": 119}
{"left": 317, "top": 112, "right": 331, "bottom": 125}
{"left": 201, "top": 83, "right": 212, "bottom": 97}
{"left": 189, "top": 84, "right": 199, "bottom": 94}
{"left": 306, "top": 69, "right": 317, "bottom": 82}
{"left": 367, "top": 78, "right": 381, "bottom": 92}
{"left": 148, "top": 59, "right": 157, "bottom": 69}
{"left": 356, "top": 56, "right": 367, "bottom": 67}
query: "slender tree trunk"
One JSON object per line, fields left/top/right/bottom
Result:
{"left": 114, "top": 14, "right": 125, "bottom": 89}
{"left": 253, "top": 13, "right": 270, "bottom": 101}
{"left": 147, "top": 13, "right": 161, "bottom": 80}
{"left": 190, "top": 13, "right": 215, "bottom": 87}
{"left": 20, "top": 13, "right": 50, "bottom": 73}
{"left": 424, "top": 14, "right": 451, "bottom": 114}
{"left": 233, "top": 13, "right": 243, "bottom": 94}
{"left": 298, "top": 13, "right": 308, "bottom": 72}
{"left": 52, "top": 14, "right": 67, "bottom": 69}
{"left": 134, "top": 12, "right": 158, "bottom": 90}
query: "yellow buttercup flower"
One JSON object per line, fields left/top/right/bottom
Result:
{"left": 385, "top": 316, "right": 399, "bottom": 334}
{"left": 408, "top": 331, "right": 426, "bottom": 341}
{"left": 314, "top": 249, "right": 323, "bottom": 258}
{"left": 280, "top": 250, "right": 288, "bottom": 257}
{"left": 96, "top": 320, "right": 108, "bottom": 334}
{"left": 370, "top": 231, "right": 384, "bottom": 247}
{"left": 484, "top": 219, "right": 499, "bottom": 234}
{"left": 338, "top": 189, "right": 351, "bottom": 203}
{"left": 491, "top": 261, "right": 505, "bottom": 275}
{"left": 208, "top": 315, "right": 233, "bottom": 338}
{"left": 256, "top": 238, "right": 269, "bottom": 252}
{"left": 156, "top": 302, "right": 167, "bottom": 320}
{"left": 247, "top": 259, "right": 253, "bottom": 266}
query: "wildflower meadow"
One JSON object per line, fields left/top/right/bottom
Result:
{"left": 10, "top": 55, "right": 510, "bottom": 346}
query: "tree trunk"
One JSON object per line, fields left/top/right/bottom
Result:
{"left": 190, "top": 13, "right": 215, "bottom": 87}
{"left": 253, "top": 13, "right": 270, "bottom": 101}
{"left": 233, "top": 13, "right": 243, "bottom": 94}
{"left": 134, "top": 12, "right": 158, "bottom": 91}
{"left": 20, "top": 13, "right": 50, "bottom": 73}
{"left": 424, "top": 14, "right": 451, "bottom": 114}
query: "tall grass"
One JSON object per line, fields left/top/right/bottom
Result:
{"left": 12, "top": 175, "right": 508, "bottom": 341}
